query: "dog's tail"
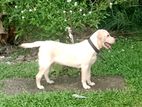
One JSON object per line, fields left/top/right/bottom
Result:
{"left": 20, "top": 41, "right": 43, "bottom": 48}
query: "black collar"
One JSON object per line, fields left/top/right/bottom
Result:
{"left": 88, "top": 38, "right": 100, "bottom": 54}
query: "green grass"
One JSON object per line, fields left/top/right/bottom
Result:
{"left": 0, "top": 37, "right": 142, "bottom": 107}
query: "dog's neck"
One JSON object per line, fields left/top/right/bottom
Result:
{"left": 88, "top": 38, "right": 100, "bottom": 54}
{"left": 88, "top": 34, "right": 100, "bottom": 54}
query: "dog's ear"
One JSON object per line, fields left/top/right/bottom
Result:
{"left": 97, "top": 31, "right": 104, "bottom": 49}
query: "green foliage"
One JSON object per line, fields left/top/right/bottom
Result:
{"left": 0, "top": 91, "right": 142, "bottom": 107}
{"left": 0, "top": 0, "right": 109, "bottom": 40}
{"left": 101, "top": 0, "right": 142, "bottom": 31}
{"left": 0, "top": 0, "right": 141, "bottom": 40}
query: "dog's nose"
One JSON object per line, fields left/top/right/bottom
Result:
{"left": 113, "top": 36, "right": 117, "bottom": 41}
{"left": 113, "top": 36, "right": 117, "bottom": 39}
{"left": 112, "top": 36, "right": 116, "bottom": 43}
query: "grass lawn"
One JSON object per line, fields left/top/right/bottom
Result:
{"left": 0, "top": 36, "right": 142, "bottom": 107}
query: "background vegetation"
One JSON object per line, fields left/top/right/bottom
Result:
{"left": 0, "top": 0, "right": 142, "bottom": 42}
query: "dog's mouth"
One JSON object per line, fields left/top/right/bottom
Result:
{"left": 104, "top": 42, "right": 112, "bottom": 49}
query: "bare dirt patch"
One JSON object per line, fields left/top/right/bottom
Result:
{"left": 1, "top": 76, "right": 125, "bottom": 95}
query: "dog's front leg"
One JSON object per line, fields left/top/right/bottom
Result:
{"left": 81, "top": 65, "right": 91, "bottom": 89}
{"left": 86, "top": 67, "right": 95, "bottom": 86}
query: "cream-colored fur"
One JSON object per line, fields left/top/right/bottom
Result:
{"left": 20, "top": 29, "right": 115, "bottom": 89}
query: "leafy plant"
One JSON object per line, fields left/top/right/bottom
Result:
{"left": 101, "top": 0, "right": 142, "bottom": 31}
{"left": 0, "top": 0, "right": 109, "bottom": 41}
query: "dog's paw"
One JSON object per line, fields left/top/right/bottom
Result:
{"left": 83, "top": 84, "right": 91, "bottom": 89}
{"left": 88, "top": 82, "right": 95, "bottom": 86}
{"left": 47, "top": 80, "right": 55, "bottom": 84}
{"left": 37, "top": 85, "right": 45, "bottom": 90}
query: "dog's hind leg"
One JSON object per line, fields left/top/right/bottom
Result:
{"left": 44, "top": 66, "right": 54, "bottom": 84}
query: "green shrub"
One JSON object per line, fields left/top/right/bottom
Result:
{"left": 101, "top": 0, "right": 142, "bottom": 31}
{"left": 0, "top": 0, "right": 109, "bottom": 40}
{"left": 1, "top": 0, "right": 140, "bottom": 40}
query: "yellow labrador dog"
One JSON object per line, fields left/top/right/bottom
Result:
{"left": 20, "top": 29, "right": 115, "bottom": 90}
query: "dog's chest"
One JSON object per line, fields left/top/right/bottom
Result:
{"left": 89, "top": 54, "right": 97, "bottom": 64}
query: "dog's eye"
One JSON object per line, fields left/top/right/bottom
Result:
{"left": 107, "top": 35, "right": 110, "bottom": 37}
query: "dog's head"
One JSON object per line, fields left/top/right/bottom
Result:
{"left": 96, "top": 29, "right": 115, "bottom": 49}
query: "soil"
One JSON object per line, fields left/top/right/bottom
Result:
{"left": 1, "top": 76, "right": 125, "bottom": 95}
